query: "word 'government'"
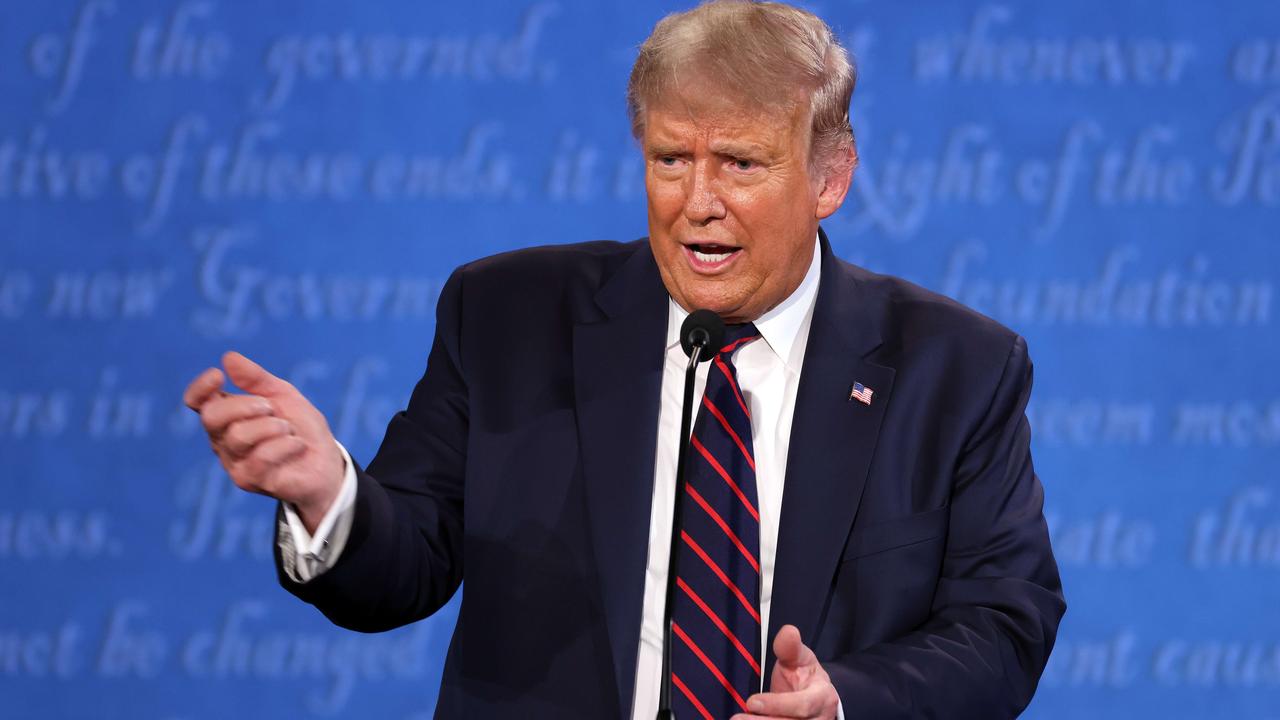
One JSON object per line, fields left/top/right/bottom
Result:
{"left": 192, "top": 226, "right": 446, "bottom": 338}
{"left": 0, "top": 233, "right": 447, "bottom": 331}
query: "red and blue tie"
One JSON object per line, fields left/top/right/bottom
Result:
{"left": 671, "top": 323, "right": 763, "bottom": 719}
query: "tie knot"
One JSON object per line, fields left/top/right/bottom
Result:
{"left": 719, "top": 322, "right": 760, "bottom": 355}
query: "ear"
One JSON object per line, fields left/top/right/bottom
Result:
{"left": 815, "top": 145, "right": 857, "bottom": 220}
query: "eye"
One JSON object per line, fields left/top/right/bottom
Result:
{"left": 731, "top": 158, "right": 757, "bottom": 172}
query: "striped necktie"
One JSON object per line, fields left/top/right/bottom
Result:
{"left": 670, "top": 322, "right": 762, "bottom": 719}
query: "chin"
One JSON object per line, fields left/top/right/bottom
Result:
{"left": 682, "top": 289, "right": 745, "bottom": 318}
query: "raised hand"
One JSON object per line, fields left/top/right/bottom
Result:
{"left": 183, "top": 351, "right": 344, "bottom": 532}
{"left": 732, "top": 624, "right": 840, "bottom": 720}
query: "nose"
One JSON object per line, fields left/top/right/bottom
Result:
{"left": 682, "top": 160, "right": 725, "bottom": 224}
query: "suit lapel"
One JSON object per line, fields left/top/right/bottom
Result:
{"left": 573, "top": 244, "right": 668, "bottom": 719}
{"left": 765, "top": 232, "right": 897, "bottom": 678}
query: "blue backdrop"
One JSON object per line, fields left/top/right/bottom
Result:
{"left": 3, "top": 1, "right": 1278, "bottom": 718}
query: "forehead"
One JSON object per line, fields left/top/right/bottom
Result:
{"left": 642, "top": 97, "right": 808, "bottom": 152}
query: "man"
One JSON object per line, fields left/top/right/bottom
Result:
{"left": 184, "top": 2, "right": 1064, "bottom": 718}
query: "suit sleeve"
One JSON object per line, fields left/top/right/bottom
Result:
{"left": 274, "top": 268, "right": 469, "bottom": 633}
{"left": 825, "top": 335, "right": 1066, "bottom": 718}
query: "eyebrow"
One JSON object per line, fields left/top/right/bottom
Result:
{"left": 645, "top": 142, "right": 687, "bottom": 156}
{"left": 643, "top": 137, "right": 775, "bottom": 160}
{"left": 708, "top": 140, "right": 771, "bottom": 159}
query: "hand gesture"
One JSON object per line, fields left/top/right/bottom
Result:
{"left": 183, "top": 351, "right": 344, "bottom": 532}
{"left": 733, "top": 625, "right": 840, "bottom": 720}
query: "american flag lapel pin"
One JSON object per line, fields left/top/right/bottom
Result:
{"left": 849, "top": 382, "right": 874, "bottom": 405}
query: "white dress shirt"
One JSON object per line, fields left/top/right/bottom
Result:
{"left": 279, "top": 238, "right": 836, "bottom": 719}
{"left": 630, "top": 240, "right": 822, "bottom": 720}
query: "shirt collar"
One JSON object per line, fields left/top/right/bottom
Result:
{"left": 665, "top": 235, "right": 822, "bottom": 374}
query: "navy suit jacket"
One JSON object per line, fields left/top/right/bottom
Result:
{"left": 277, "top": 232, "right": 1065, "bottom": 719}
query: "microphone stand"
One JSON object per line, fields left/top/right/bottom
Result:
{"left": 656, "top": 342, "right": 706, "bottom": 720}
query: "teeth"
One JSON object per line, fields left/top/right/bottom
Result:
{"left": 692, "top": 247, "right": 735, "bottom": 264}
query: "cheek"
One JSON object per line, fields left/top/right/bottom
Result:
{"left": 739, "top": 198, "right": 808, "bottom": 248}
{"left": 646, "top": 179, "right": 684, "bottom": 216}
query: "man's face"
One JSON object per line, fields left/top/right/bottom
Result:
{"left": 643, "top": 93, "right": 849, "bottom": 323}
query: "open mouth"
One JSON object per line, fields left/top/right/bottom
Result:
{"left": 684, "top": 243, "right": 742, "bottom": 272}
{"left": 690, "top": 244, "right": 739, "bottom": 261}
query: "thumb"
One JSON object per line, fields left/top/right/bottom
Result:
{"left": 222, "top": 351, "right": 291, "bottom": 397}
{"left": 772, "top": 624, "right": 817, "bottom": 670}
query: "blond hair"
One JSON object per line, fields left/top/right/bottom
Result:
{"left": 626, "top": 0, "right": 857, "bottom": 175}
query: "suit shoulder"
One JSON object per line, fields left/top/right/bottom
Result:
{"left": 441, "top": 240, "right": 648, "bottom": 330}
{"left": 848, "top": 261, "right": 1025, "bottom": 365}
{"left": 459, "top": 240, "right": 641, "bottom": 277}
{"left": 454, "top": 240, "right": 641, "bottom": 295}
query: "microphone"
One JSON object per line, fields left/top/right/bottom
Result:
{"left": 679, "top": 309, "right": 725, "bottom": 363}
{"left": 657, "top": 309, "right": 725, "bottom": 720}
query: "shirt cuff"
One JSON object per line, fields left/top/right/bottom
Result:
{"left": 276, "top": 441, "right": 357, "bottom": 583}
